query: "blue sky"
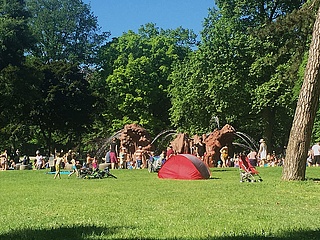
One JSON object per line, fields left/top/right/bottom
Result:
{"left": 83, "top": 0, "right": 215, "bottom": 38}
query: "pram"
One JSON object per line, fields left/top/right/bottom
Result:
{"left": 148, "top": 156, "right": 163, "bottom": 173}
{"left": 79, "top": 167, "right": 117, "bottom": 179}
{"left": 239, "top": 155, "right": 262, "bottom": 182}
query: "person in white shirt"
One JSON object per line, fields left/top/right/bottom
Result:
{"left": 35, "top": 150, "right": 43, "bottom": 170}
{"left": 258, "top": 139, "right": 267, "bottom": 166}
{"left": 311, "top": 142, "right": 320, "bottom": 167}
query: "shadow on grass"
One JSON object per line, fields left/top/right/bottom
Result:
{"left": 203, "top": 229, "right": 320, "bottom": 240}
{"left": 0, "top": 225, "right": 319, "bottom": 240}
{"left": 308, "top": 178, "right": 320, "bottom": 182}
{"left": 209, "top": 177, "right": 221, "bottom": 180}
{"left": 211, "top": 168, "right": 235, "bottom": 172}
{"left": 0, "top": 225, "right": 122, "bottom": 240}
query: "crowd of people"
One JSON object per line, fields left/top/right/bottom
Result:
{"left": 0, "top": 149, "right": 28, "bottom": 170}
{"left": 2, "top": 138, "right": 320, "bottom": 173}
{"left": 103, "top": 138, "right": 169, "bottom": 170}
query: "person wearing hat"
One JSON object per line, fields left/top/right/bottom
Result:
{"left": 258, "top": 139, "right": 267, "bottom": 166}
{"left": 219, "top": 146, "right": 229, "bottom": 168}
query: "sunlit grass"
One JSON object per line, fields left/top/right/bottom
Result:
{"left": 0, "top": 167, "right": 320, "bottom": 239}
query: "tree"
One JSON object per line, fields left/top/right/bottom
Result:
{"left": 18, "top": 0, "right": 106, "bottom": 153}
{"left": 170, "top": 6, "right": 266, "bottom": 136}
{"left": 282, "top": 5, "right": 320, "bottom": 181}
{"left": 0, "top": 0, "right": 36, "bottom": 152}
{"left": 94, "top": 23, "right": 196, "bottom": 136}
{"left": 169, "top": 0, "right": 314, "bottom": 150}
{"left": 0, "top": 0, "right": 34, "bottom": 70}
{"left": 27, "top": 60, "right": 95, "bottom": 154}
{"left": 26, "top": 0, "right": 109, "bottom": 65}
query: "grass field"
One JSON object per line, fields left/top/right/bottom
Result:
{"left": 0, "top": 166, "right": 320, "bottom": 240}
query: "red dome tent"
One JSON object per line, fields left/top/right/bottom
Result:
{"left": 158, "top": 154, "right": 211, "bottom": 180}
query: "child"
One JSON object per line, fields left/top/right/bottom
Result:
{"left": 92, "top": 157, "right": 98, "bottom": 171}
{"left": 119, "top": 147, "right": 127, "bottom": 169}
{"left": 68, "top": 155, "right": 79, "bottom": 177}
{"left": 54, "top": 153, "right": 62, "bottom": 179}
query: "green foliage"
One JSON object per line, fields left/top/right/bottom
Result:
{"left": 1, "top": 0, "right": 320, "bottom": 158}
{"left": 0, "top": 0, "right": 108, "bottom": 153}
{"left": 169, "top": 0, "right": 316, "bottom": 149}
{"left": 0, "top": 0, "right": 37, "bottom": 151}
{"left": 26, "top": 0, "right": 109, "bottom": 65}
{"left": 0, "top": 64, "right": 41, "bottom": 151}
{"left": 169, "top": 52, "right": 212, "bottom": 134}
{"left": 95, "top": 23, "right": 196, "bottom": 136}
{"left": 27, "top": 60, "right": 95, "bottom": 152}
{"left": 0, "top": 0, "right": 35, "bottom": 69}
{"left": 170, "top": 7, "right": 258, "bottom": 135}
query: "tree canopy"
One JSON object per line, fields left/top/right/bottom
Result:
{"left": 93, "top": 23, "right": 196, "bottom": 136}
{"left": 170, "top": 0, "right": 317, "bottom": 153}
{"left": 26, "top": 0, "right": 109, "bottom": 65}
{"left": 1, "top": 0, "right": 320, "bottom": 165}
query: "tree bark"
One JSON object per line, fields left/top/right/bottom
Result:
{"left": 282, "top": 6, "right": 320, "bottom": 180}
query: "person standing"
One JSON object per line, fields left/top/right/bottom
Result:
{"left": 219, "top": 146, "right": 228, "bottom": 168}
{"left": 1, "top": 149, "right": 8, "bottom": 170}
{"left": 258, "top": 139, "right": 267, "bottom": 166}
{"left": 247, "top": 149, "right": 258, "bottom": 167}
{"left": 119, "top": 147, "right": 127, "bottom": 169}
{"left": 195, "top": 138, "right": 206, "bottom": 161}
{"left": 15, "top": 149, "right": 20, "bottom": 163}
{"left": 109, "top": 138, "right": 118, "bottom": 169}
{"left": 134, "top": 146, "right": 144, "bottom": 169}
{"left": 54, "top": 152, "right": 63, "bottom": 179}
{"left": 68, "top": 154, "right": 79, "bottom": 177}
{"left": 311, "top": 142, "right": 320, "bottom": 167}
{"left": 105, "top": 150, "right": 111, "bottom": 164}
{"left": 166, "top": 145, "right": 174, "bottom": 161}
{"left": 35, "top": 150, "right": 43, "bottom": 170}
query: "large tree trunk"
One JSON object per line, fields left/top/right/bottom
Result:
{"left": 282, "top": 6, "right": 320, "bottom": 180}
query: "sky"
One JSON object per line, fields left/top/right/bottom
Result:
{"left": 82, "top": 0, "right": 215, "bottom": 38}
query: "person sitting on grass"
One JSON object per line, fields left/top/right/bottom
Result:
{"left": 92, "top": 157, "right": 98, "bottom": 171}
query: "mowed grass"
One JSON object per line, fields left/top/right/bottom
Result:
{"left": 0, "top": 167, "right": 320, "bottom": 240}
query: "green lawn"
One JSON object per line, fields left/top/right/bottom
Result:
{"left": 0, "top": 167, "right": 320, "bottom": 240}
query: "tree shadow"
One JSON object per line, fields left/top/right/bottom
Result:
{"left": 0, "top": 225, "right": 124, "bottom": 240}
{"left": 201, "top": 229, "right": 320, "bottom": 240}
{"left": 0, "top": 225, "right": 319, "bottom": 240}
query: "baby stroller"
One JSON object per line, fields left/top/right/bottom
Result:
{"left": 239, "top": 155, "right": 262, "bottom": 182}
{"left": 148, "top": 156, "right": 162, "bottom": 173}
